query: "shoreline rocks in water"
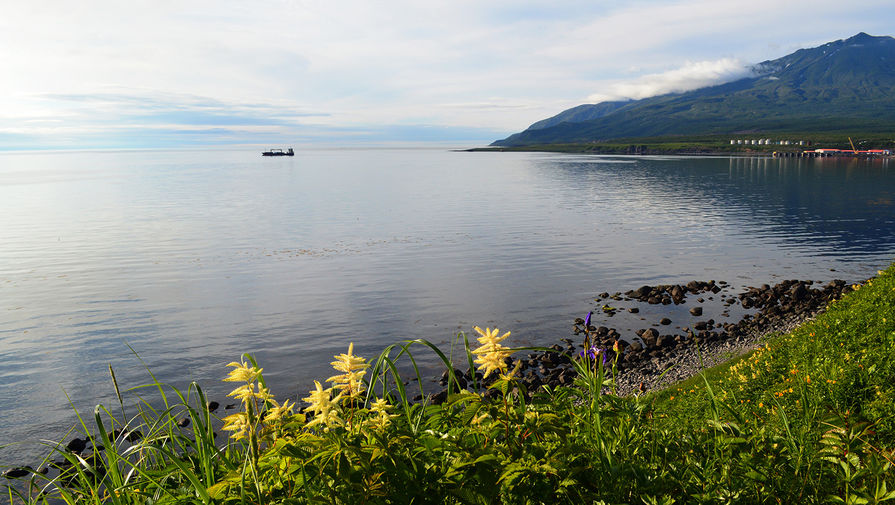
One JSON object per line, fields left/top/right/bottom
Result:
{"left": 419, "top": 277, "right": 854, "bottom": 403}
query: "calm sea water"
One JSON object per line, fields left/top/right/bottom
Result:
{"left": 1, "top": 148, "right": 893, "bottom": 463}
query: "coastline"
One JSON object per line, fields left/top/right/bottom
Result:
{"left": 422, "top": 277, "right": 857, "bottom": 405}
{"left": 0, "top": 275, "right": 867, "bottom": 477}
{"left": 464, "top": 146, "right": 773, "bottom": 156}
{"left": 613, "top": 309, "right": 818, "bottom": 396}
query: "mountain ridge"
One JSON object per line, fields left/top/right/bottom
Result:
{"left": 493, "top": 33, "right": 895, "bottom": 146}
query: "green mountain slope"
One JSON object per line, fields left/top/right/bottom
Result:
{"left": 493, "top": 33, "right": 895, "bottom": 146}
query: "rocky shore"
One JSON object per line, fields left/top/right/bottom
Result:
{"left": 429, "top": 277, "right": 855, "bottom": 402}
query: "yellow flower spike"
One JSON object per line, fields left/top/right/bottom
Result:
{"left": 473, "top": 326, "right": 510, "bottom": 346}
{"left": 368, "top": 397, "right": 397, "bottom": 429}
{"left": 266, "top": 399, "right": 294, "bottom": 422}
{"left": 328, "top": 343, "right": 370, "bottom": 399}
{"left": 227, "top": 383, "right": 257, "bottom": 402}
{"left": 224, "top": 361, "right": 262, "bottom": 383}
{"left": 303, "top": 380, "right": 344, "bottom": 428}
{"left": 370, "top": 397, "right": 391, "bottom": 414}
{"left": 221, "top": 413, "right": 249, "bottom": 440}
{"left": 471, "top": 326, "right": 513, "bottom": 378}
{"left": 255, "top": 386, "right": 273, "bottom": 402}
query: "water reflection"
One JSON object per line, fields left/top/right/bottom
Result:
{"left": 539, "top": 155, "right": 895, "bottom": 259}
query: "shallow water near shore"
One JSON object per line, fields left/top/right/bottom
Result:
{"left": 1, "top": 148, "right": 894, "bottom": 464}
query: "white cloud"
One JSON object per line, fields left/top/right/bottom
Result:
{"left": 587, "top": 58, "right": 755, "bottom": 102}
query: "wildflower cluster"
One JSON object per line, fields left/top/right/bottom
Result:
{"left": 297, "top": 342, "right": 399, "bottom": 431}
{"left": 221, "top": 359, "right": 294, "bottom": 441}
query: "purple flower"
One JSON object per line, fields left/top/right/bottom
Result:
{"left": 578, "top": 346, "right": 607, "bottom": 365}
{"left": 584, "top": 311, "right": 592, "bottom": 328}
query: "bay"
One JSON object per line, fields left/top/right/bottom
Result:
{"left": 1, "top": 148, "right": 893, "bottom": 463}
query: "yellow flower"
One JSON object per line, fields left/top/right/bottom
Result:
{"left": 221, "top": 412, "right": 249, "bottom": 440}
{"left": 303, "top": 380, "right": 343, "bottom": 428}
{"left": 228, "top": 383, "right": 257, "bottom": 402}
{"left": 265, "top": 399, "right": 294, "bottom": 422}
{"left": 368, "top": 397, "right": 397, "bottom": 429}
{"left": 471, "top": 326, "right": 512, "bottom": 378}
{"left": 224, "top": 360, "right": 262, "bottom": 383}
{"left": 328, "top": 343, "right": 369, "bottom": 400}
{"left": 370, "top": 397, "right": 391, "bottom": 414}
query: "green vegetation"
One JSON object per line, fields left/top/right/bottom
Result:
{"left": 474, "top": 132, "right": 895, "bottom": 155}
{"left": 4, "top": 266, "right": 895, "bottom": 504}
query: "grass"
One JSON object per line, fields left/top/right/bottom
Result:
{"left": 3, "top": 265, "right": 895, "bottom": 504}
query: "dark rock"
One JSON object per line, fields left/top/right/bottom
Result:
{"left": 628, "top": 307, "right": 639, "bottom": 313}
{"left": 124, "top": 430, "right": 143, "bottom": 442}
{"left": 689, "top": 307, "right": 703, "bottom": 316}
{"left": 790, "top": 283, "right": 808, "bottom": 301}
{"left": 431, "top": 390, "right": 448, "bottom": 405}
{"left": 632, "top": 286, "right": 651, "bottom": 298}
{"left": 66, "top": 438, "right": 87, "bottom": 454}
{"left": 207, "top": 401, "right": 220, "bottom": 413}
{"left": 3, "top": 467, "right": 31, "bottom": 479}
{"left": 178, "top": 417, "right": 191, "bottom": 428}
{"left": 660, "top": 318, "right": 671, "bottom": 325}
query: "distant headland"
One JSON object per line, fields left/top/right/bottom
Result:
{"left": 489, "top": 33, "right": 895, "bottom": 152}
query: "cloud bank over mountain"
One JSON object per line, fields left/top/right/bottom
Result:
{"left": 588, "top": 58, "right": 755, "bottom": 102}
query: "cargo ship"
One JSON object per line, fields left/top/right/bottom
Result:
{"left": 262, "top": 148, "right": 294, "bottom": 156}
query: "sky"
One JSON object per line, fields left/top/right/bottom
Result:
{"left": 1, "top": 0, "right": 893, "bottom": 150}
